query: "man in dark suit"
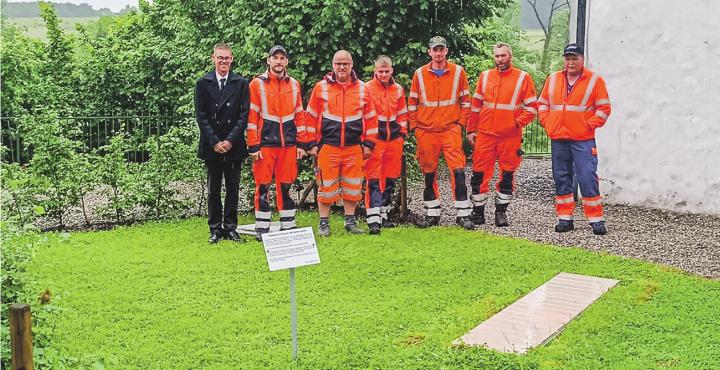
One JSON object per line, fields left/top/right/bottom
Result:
{"left": 195, "top": 43, "right": 250, "bottom": 243}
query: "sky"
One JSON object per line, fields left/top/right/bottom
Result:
{"left": 7, "top": 0, "right": 141, "bottom": 12}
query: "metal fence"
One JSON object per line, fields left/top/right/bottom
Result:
{"left": 1, "top": 115, "right": 192, "bottom": 164}
{"left": 1, "top": 115, "right": 551, "bottom": 164}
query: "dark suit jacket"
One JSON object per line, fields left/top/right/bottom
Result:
{"left": 195, "top": 70, "right": 249, "bottom": 162}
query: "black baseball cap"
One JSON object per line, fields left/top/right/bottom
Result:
{"left": 563, "top": 43, "right": 584, "bottom": 56}
{"left": 268, "top": 45, "right": 287, "bottom": 57}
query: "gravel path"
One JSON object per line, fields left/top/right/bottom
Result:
{"left": 404, "top": 158, "right": 720, "bottom": 279}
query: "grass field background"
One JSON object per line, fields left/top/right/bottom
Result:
{"left": 25, "top": 215, "right": 720, "bottom": 369}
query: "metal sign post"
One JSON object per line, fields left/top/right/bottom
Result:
{"left": 262, "top": 227, "right": 319, "bottom": 360}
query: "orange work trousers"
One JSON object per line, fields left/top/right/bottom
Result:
{"left": 252, "top": 146, "right": 298, "bottom": 230}
{"left": 364, "top": 137, "right": 403, "bottom": 226}
{"left": 317, "top": 144, "right": 364, "bottom": 204}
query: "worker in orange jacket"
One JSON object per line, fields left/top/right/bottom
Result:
{"left": 467, "top": 42, "right": 538, "bottom": 227}
{"left": 305, "top": 50, "right": 378, "bottom": 237}
{"left": 538, "top": 43, "right": 612, "bottom": 235}
{"left": 408, "top": 36, "right": 474, "bottom": 230}
{"left": 247, "top": 45, "right": 308, "bottom": 241}
{"left": 364, "top": 55, "right": 408, "bottom": 235}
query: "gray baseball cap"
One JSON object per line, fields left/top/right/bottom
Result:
{"left": 428, "top": 36, "right": 447, "bottom": 48}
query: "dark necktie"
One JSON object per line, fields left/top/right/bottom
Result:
{"left": 220, "top": 77, "right": 226, "bottom": 92}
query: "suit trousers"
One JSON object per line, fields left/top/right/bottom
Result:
{"left": 206, "top": 161, "right": 242, "bottom": 233}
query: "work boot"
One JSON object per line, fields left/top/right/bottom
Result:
{"left": 255, "top": 228, "right": 269, "bottom": 242}
{"left": 416, "top": 215, "right": 440, "bottom": 229}
{"left": 344, "top": 221, "right": 365, "bottom": 234}
{"left": 456, "top": 216, "right": 475, "bottom": 230}
{"left": 554, "top": 219, "right": 574, "bottom": 233}
{"left": 590, "top": 221, "right": 607, "bottom": 235}
{"left": 318, "top": 223, "right": 331, "bottom": 237}
{"left": 469, "top": 206, "right": 486, "bottom": 225}
{"left": 369, "top": 224, "right": 381, "bottom": 235}
{"left": 494, "top": 203, "right": 509, "bottom": 227}
{"left": 382, "top": 219, "right": 397, "bottom": 228}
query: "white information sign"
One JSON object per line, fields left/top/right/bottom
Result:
{"left": 262, "top": 227, "right": 320, "bottom": 272}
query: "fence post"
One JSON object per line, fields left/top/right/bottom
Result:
{"left": 9, "top": 303, "right": 33, "bottom": 370}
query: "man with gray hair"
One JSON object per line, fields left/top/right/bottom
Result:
{"left": 467, "top": 42, "right": 538, "bottom": 227}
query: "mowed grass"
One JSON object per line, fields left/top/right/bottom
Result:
{"left": 4, "top": 17, "right": 98, "bottom": 40}
{"left": 26, "top": 215, "right": 720, "bottom": 369}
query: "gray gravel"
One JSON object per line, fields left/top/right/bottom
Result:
{"left": 404, "top": 157, "right": 720, "bottom": 279}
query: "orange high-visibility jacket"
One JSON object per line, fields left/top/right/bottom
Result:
{"left": 467, "top": 67, "right": 538, "bottom": 137}
{"left": 408, "top": 61, "right": 471, "bottom": 132}
{"left": 538, "top": 69, "right": 611, "bottom": 141}
{"left": 366, "top": 77, "right": 408, "bottom": 142}
{"left": 247, "top": 71, "right": 306, "bottom": 153}
{"left": 305, "top": 71, "right": 378, "bottom": 149}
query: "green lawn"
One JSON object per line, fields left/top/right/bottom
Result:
{"left": 3, "top": 17, "right": 98, "bottom": 40}
{"left": 25, "top": 215, "right": 720, "bottom": 369}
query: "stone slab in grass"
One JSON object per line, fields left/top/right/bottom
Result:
{"left": 459, "top": 272, "right": 619, "bottom": 354}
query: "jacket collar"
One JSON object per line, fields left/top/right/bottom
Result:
{"left": 424, "top": 61, "right": 453, "bottom": 72}
{"left": 257, "top": 69, "right": 290, "bottom": 82}
{"left": 324, "top": 70, "right": 359, "bottom": 84}
{"left": 372, "top": 75, "right": 396, "bottom": 87}
{"left": 203, "top": 70, "right": 241, "bottom": 82}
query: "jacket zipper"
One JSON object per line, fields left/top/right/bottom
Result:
{"left": 340, "top": 85, "right": 346, "bottom": 147}
{"left": 277, "top": 79, "right": 286, "bottom": 147}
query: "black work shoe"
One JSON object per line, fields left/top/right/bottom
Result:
{"left": 225, "top": 230, "right": 244, "bottom": 243}
{"left": 345, "top": 222, "right": 365, "bottom": 234}
{"left": 554, "top": 220, "right": 575, "bottom": 233}
{"left": 590, "top": 221, "right": 607, "bottom": 235}
{"left": 470, "top": 206, "right": 486, "bottom": 225}
{"left": 318, "top": 224, "right": 330, "bottom": 237}
{"left": 456, "top": 216, "right": 475, "bottom": 230}
{"left": 416, "top": 216, "right": 440, "bottom": 229}
{"left": 494, "top": 211, "right": 509, "bottom": 227}
{"left": 369, "top": 224, "right": 381, "bottom": 235}
{"left": 382, "top": 220, "right": 397, "bottom": 228}
{"left": 255, "top": 229, "right": 268, "bottom": 242}
{"left": 208, "top": 231, "right": 222, "bottom": 244}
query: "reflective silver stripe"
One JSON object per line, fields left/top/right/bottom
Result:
{"left": 471, "top": 108, "right": 481, "bottom": 113}
{"left": 341, "top": 176, "right": 363, "bottom": 185}
{"left": 538, "top": 106, "right": 549, "bottom": 112}
{"left": 281, "top": 220, "right": 297, "bottom": 229}
{"left": 583, "top": 199, "right": 602, "bottom": 206}
{"left": 377, "top": 114, "right": 397, "bottom": 122}
{"left": 595, "top": 98, "right": 610, "bottom": 105}
{"left": 367, "top": 215, "right": 382, "bottom": 224}
{"left": 595, "top": 110, "right": 608, "bottom": 120}
{"left": 380, "top": 206, "right": 388, "bottom": 220}
{"left": 548, "top": 73, "right": 558, "bottom": 104}
{"left": 523, "top": 96, "right": 537, "bottom": 105}
{"left": 358, "top": 81, "right": 366, "bottom": 108}
{"left": 461, "top": 89, "right": 470, "bottom": 96}
{"left": 495, "top": 191, "right": 513, "bottom": 204}
{"left": 523, "top": 106, "right": 538, "bottom": 115}
{"left": 295, "top": 106, "right": 303, "bottom": 113}
{"left": 557, "top": 215, "right": 574, "bottom": 221}
{"left": 258, "top": 80, "right": 269, "bottom": 115}
{"left": 345, "top": 113, "right": 363, "bottom": 122}
{"left": 470, "top": 192, "right": 489, "bottom": 205}
{"left": 473, "top": 93, "right": 484, "bottom": 100}
{"left": 306, "top": 127, "right": 317, "bottom": 133}
{"left": 306, "top": 106, "right": 318, "bottom": 118}
{"left": 436, "top": 98, "right": 457, "bottom": 107}
{"left": 290, "top": 77, "right": 299, "bottom": 111}
{"left": 323, "top": 112, "right": 343, "bottom": 122}
{"left": 486, "top": 102, "right": 516, "bottom": 111}
{"left": 460, "top": 102, "right": 471, "bottom": 108}
{"left": 587, "top": 216, "right": 604, "bottom": 222}
{"left": 366, "top": 128, "right": 378, "bottom": 135}
{"left": 397, "top": 107, "right": 408, "bottom": 115}
{"left": 279, "top": 209, "right": 296, "bottom": 218}
{"left": 580, "top": 73, "right": 599, "bottom": 107}
{"left": 409, "top": 91, "right": 419, "bottom": 99}
{"left": 263, "top": 113, "right": 296, "bottom": 123}
{"left": 456, "top": 208, "right": 472, "bottom": 217}
{"left": 451, "top": 65, "right": 462, "bottom": 103}
{"left": 538, "top": 97, "right": 549, "bottom": 105}
{"left": 415, "top": 67, "right": 429, "bottom": 104}
{"left": 364, "top": 111, "right": 377, "bottom": 120}
{"left": 508, "top": 71, "right": 527, "bottom": 108}
{"left": 320, "top": 80, "right": 329, "bottom": 114}
{"left": 319, "top": 190, "right": 339, "bottom": 198}
{"left": 481, "top": 70, "right": 489, "bottom": 97}
{"left": 255, "top": 211, "right": 272, "bottom": 219}
{"left": 322, "top": 178, "right": 339, "bottom": 187}
{"left": 556, "top": 197, "right": 574, "bottom": 204}
{"left": 247, "top": 123, "right": 258, "bottom": 130}
{"left": 425, "top": 199, "right": 441, "bottom": 208}
{"left": 550, "top": 104, "right": 587, "bottom": 112}
{"left": 454, "top": 200, "right": 471, "bottom": 209}
{"left": 407, "top": 105, "right": 418, "bottom": 111}
{"left": 427, "top": 208, "right": 442, "bottom": 216}
{"left": 255, "top": 220, "right": 271, "bottom": 229}
{"left": 250, "top": 103, "right": 261, "bottom": 113}
{"left": 397, "top": 121, "right": 408, "bottom": 128}
{"left": 296, "top": 126, "right": 306, "bottom": 132}
{"left": 343, "top": 188, "right": 362, "bottom": 196}
{"left": 366, "top": 207, "right": 381, "bottom": 215}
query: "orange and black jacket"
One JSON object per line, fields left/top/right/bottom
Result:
{"left": 366, "top": 77, "right": 408, "bottom": 142}
{"left": 408, "top": 61, "right": 471, "bottom": 132}
{"left": 247, "top": 70, "right": 306, "bottom": 153}
{"left": 305, "top": 71, "right": 378, "bottom": 149}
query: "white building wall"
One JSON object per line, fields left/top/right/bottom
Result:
{"left": 586, "top": 0, "right": 720, "bottom": 214}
